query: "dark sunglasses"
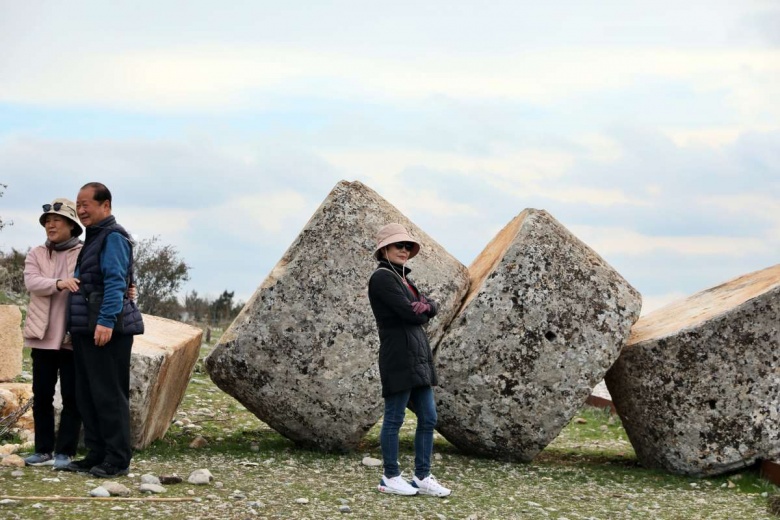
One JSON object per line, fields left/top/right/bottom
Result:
{"left": 391, "top": 242, "right": 415, "bottom": 251}
{"left": 42, "top": 202, "right": 64, "bottom": 212}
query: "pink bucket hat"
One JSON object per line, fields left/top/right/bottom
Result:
{"left": 374, "top": 223, "right": 420, "bottom": 260}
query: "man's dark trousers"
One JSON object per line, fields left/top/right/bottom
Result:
{"left": 72, "top": 333, "right": 133, "bottom": 468}
{"left": 30, "top": 348, "right": 81, "bottom": 455}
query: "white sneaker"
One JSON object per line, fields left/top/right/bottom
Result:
{"left": 378, "top": 474, "right": 418, "bottom": 495}
{"left": 412, "top": 474, "right": 451, "bottom": 497}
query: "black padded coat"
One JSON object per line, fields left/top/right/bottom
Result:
{"left": 368, "top": 259, "right": 439, "bottom": 397}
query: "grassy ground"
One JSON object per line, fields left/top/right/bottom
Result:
{"left": 1, "top": 345, "right": 776, "bottom": 520}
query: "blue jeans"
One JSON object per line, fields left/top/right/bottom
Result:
{"left": 380, "top": 386, "right": 437, "bottom": 480}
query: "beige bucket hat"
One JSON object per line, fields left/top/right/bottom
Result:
{"left": 374, "top": 223, "right": 420, "bottom": 260}
{"left": 39, "top": 198, "right": 83, "bottom": 237}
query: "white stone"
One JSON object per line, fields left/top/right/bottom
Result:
{"left": 361, "top": 457, "right": 382, "bottom": 467}
{"left": 435, "top": 210, "right": 641, "bottom": 461}
{"left": 188, "top": 468, "right": 213, "bottom": 485}
{"left": 89, "top": 486, "right": 111, "bottom": 497}
{"left": 606, "top": 263, "right": 780, "bottom": 476}
{"left": 205, "top": 181, "right": 469, "bottom": 451}
{"left": 102, "top": 481, "right": 131, "bottom": 497}
{"left": 140, "top": 473, "right": 161, "bottom": 485}
{"left": 139, "top": 483, "right": 167, "bottom": 494}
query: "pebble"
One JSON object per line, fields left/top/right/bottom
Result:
{"left": 139, "top": 483, "right": 167, "bottom": 494}
{"left": 214, "top": 481, "right": 224, "bottom": 489}
{"left": 31, "top": 503, "right": 44, "bottom": 509}
{"left": 41, "top": 477, "right": 60, "bottom": 482}
{"left": 159, "top": 474, "right": 183, "bottom": 485}
{"left": 1, "top": 454, "right": 25, "bottom": 468}
{"left": 189, "top": 435, "right": 208, "bottom": 449}
{"left": 173, "top": 420, "right": 184, "bottom": 427}
{"left": 0, "top": 499, "right": 20, "bottom": 506}
{"left": 90, "top": 486, "right": 111, "bottom": 497}
{"left": 250, "top": 444, "right": 260, "bottom": 452}
{"left": 187, "top": 490, "right": 196, "bottom": 496}
{"left": 141, "top": 474, "right": 161, "bottom": 485}
{"left": 11, "top": 470, "right": 24, "bottom": 477}
{"left": 361, "top": 457, "right": 382, "bottom": 467}
{"left": 103, "top": 481, "right": 131, "bottom": 497}
{"left": 296, "top": 498, "right": 309, "bottom": 504}
{"left": 110, "top": 506, "right": 125, "bottom": 511}
{"left": 574, "top": 417, "right": 587, "bottom": 424}
{"left": 206, "top": 494, "right": 219, "bottom": 500}
{"left": 248, "top": 501, "right": 265, "bottom": 508}
{"left": 188, "top": 469, "right": 213, "bottom": 485}
{"left": 339, "top": 498, "right": 350, "bottom": 505}
{"left": 339, "top": 505, "right": 352, "bottom": 513}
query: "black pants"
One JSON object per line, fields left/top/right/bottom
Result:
{"left": 72, "top": 333, "right": 133, "bottom": 468}
{"left": 31, "top": 348, "right": 81, "bottom": 455}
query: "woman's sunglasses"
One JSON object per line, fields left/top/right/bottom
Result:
{"left": 42, "top": 202, "right": 64, "bottom": 212}
{"left": 391, "top": 242, "right": 415, "bottom": 251}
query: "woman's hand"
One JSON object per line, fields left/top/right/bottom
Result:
{"left": 57, "top": 277, "right": 80, "bottom": 292}
{"left": 411, "top": 301, "right": 431, "bottom": 315}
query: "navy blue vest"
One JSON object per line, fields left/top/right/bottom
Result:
{"left": 69, "top": 215, "right": 144, "bottom": 335}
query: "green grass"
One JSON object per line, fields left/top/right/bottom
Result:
{"left": 1, "top": 345, "right": 776, "bottom": 520}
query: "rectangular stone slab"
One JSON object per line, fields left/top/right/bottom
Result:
{"left": 0, "top": 305, "right": 23, "bottom": 382}
{"left": 435, "top": 209, "right": 641, "bottom": 461}
{"left": 606, "top": 263, "right": 780, "bottom": 477}
{"left": 205, "top": 180, "right": 470, "bottom": 452}
{"left": 130, "top": 314, "right": 203, "bottom": 449}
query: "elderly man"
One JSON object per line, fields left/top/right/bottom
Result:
{"left": 61, "top": 182, "right": 143, "bottom": 477}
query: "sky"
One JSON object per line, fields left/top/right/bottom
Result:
{"left": 1, "top": 1, "right": 778, "bottom": 313}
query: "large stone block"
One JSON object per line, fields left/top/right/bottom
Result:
{"left": 605, "top": 264, "right": 780, "bottom": 476}
{"left": 0, "top": 305, "right": 23, "bottom": 382}
{"left": 130, "top": 315, "right": 203, "bottom": 449}
{"left": 435, "top": 209, "right": 641, "bottom": 461}
{"left": 205, "top": 180, "right": 469, "bottom": 452}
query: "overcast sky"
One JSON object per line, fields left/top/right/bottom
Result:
{"left": 1, "top": 1, "right": 778, "bottom": 312}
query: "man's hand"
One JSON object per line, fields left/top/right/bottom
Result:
{"left": 411, "top": 301, "right": 431, "bottom": 315}
{"left": 94, "top": 324, "right": 113, "bottom": 347}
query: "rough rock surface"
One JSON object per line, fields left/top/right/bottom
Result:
{"left": 606, "top": 263, "right": 780, "bottom": 477}
{"left": 129, "top": 315, "right": 202, "bottom": 449}
{"left": 0, "top": 305, "right": 23, "bottom": 382}
{"left": 435, "top": 209, "right": 641, "bottom": 461}
{"left": 205, "top": 180, "right": 469, "bottom": 451}
{"left": 0, "top": 383, "right": 34, "bottom": 433}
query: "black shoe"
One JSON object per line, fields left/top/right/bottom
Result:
{"left": 57, "top": 458, "right": 101, "bottom": 473}
{"left": 90, "top": 462, "right": 129, "bottom": 478}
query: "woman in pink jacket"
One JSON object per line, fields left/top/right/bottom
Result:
{"left": 23, "top": 198, "right": 84, "bottom": 468}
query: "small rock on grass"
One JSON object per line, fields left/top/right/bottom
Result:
{"left": 295, "top": 498, "right": 309, "bottom": 504}
{"left": 339, "top": 505, "right": 352, "bottom": 513}
{"left": 361, "top": 457, "right": 381, "bottom": 467}
{"left": 141, "top": 474, "right": 161, "bottom": 485}
{"left": 102, "top": 481, "right": 131, "bottom": 497}
{"left": 159, "top": 474, "right": 182, "bottom": 484}
{"left": 0, "top": 455, "right": 25, "bottom": 467}
{"left": 188, "top": 469, "right": 213, "bottom": 485}
{"left": 11, "top": 470, "right": 24, "bottom": 477}
{"left": 90, "top": 486, "right": 111, "bottom": 497}
{"left": 139, "top": 483, "right": 167, "bottom": 494}
{"left": 189, "top": 435, "right": 208, "bottom": 449}
{"left": 0, "top": 498, "right": 20, "bottom": 506}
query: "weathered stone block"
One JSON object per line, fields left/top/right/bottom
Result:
{"left": 435, "top": 209, "right": 641, "bottom": 461}
{"left": 129, "top": 315, "right": 203, "bottom": 449}
{"left": 205, "top": 180, "right": 469, "bottom": 452}
{"left": 0, "top": 383, "right": 34, "bottom": 433}
{"left": 0, "top": 305, "right": 23, "bottom": 382}
{"left": 606, "top": 264, "right": 780, "bottom": 477}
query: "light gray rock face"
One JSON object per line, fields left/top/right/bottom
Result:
{"left": 606, "top": 264, "right": 780, "bottom": 477}
{"left": 435, "top": 209, "right": 641, "bottom": 461}
{"left": 0, "top": 305, "right": 22, "bottom": 382}
{"left": 129, "top": 315, "right": 203, "bottom": 449}
{"left": 205, "top": 180, "right": 469, "bottom": 452}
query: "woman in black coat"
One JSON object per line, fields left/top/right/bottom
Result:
{"left": 368, "top": 223, "right": 451, "bottom": 497}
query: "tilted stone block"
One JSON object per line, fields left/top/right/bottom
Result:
{"left": 435, "top": 209, "right": 641, "bottom": 461}
{"left": 0, "top": 305, "right": 23, "bottom": 382}
{"left": 205, "top": 180, "right": 469, "bottom": 452}
{"left": 130, "top": 315, "right": 203, "bottom": 449}
{"left": 605, "top": 264, "right": 780, "bottom": 476}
